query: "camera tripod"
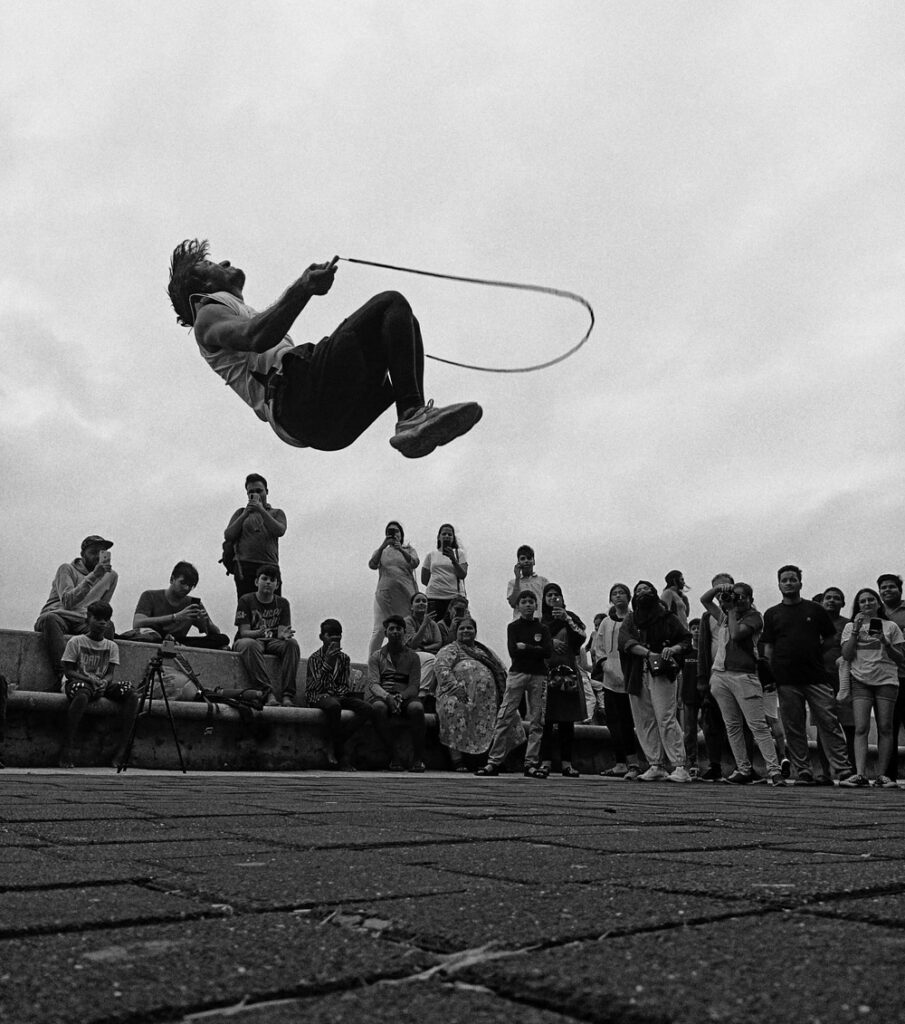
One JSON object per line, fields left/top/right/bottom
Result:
{"left": 116, "top": 645, "right": 199, "bottom": 774}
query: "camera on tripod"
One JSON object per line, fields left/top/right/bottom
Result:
{"left": 159, "top": 636, "right": 180, "bottom": 657}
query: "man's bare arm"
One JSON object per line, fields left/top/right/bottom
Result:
{"left": 195, "top": 261, "right": 337, "bottom": 354}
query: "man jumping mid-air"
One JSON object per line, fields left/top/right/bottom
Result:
{"left": 168, "top": 240, "right": 482, "bottom": 458}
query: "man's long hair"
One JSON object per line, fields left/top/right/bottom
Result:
{"left": 168, "top": 238, "right": 210, "bottom": 327}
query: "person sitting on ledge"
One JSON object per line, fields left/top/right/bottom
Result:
{"left": 124, "top": 561, "right": 229, "bottom": 649}
{"left": 366, "top": 616, "right": 426, "bottom": 772}
{"left": 234, "top": 564, "right": 300, "bottom": 707}
{"left": 59, "top": 601, "right": 138, "bottom": 769}
{"left": 35, "top": 535, "right": 118, "bottom": 689}
{"left": 305, "top": 619, "right": 372, "bottom": 770}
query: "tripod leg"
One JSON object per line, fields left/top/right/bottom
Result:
{"left": 116, "top": 667, "right": 152, "bottom": 774}
{"left": 155, "top": 668, "right": 188, "bottom": 774}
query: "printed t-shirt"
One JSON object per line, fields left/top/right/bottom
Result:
{"left": 840, "top": 620, "right": 904, "bottom": 687}
{"left": 62, "top": 634, "right": 120, "bottom": 680}
{"left": 235, "top": 594, "right": 291, "bottom": 635}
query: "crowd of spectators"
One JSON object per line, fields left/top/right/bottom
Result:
{"left": 20, "top": 474, "right": 905, "bottom": 783}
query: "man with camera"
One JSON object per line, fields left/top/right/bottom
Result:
{"left": 35, "top": 535, "right": 119, "bottom": 688}
{"left": 223, "top": 474, "right": 288, "bottom": 599}
{"left": 699, "top": 581, "right": 785, "bottom": 786}
{"left": 762, "top": 565, "right": 856, "bottom": 786}
{"left": 128, "top": 561, "right": 229, "bottom": 650}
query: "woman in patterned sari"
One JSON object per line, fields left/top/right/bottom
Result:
{"left": 434, "top": 617, "right": 523, "bottom": 770}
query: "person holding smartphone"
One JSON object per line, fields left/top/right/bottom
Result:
{"left": 129, "top": 561, "right": 229, "bottom": 650}
{"left": 223, "top": 474, "right": 288, "bottom": 599}
{"left": 838, "top": 588, "right": 905, "bottom": 788}
{"left": 367, "top": 521, "right": 419, "bottom": 656}
{"left": 421, "top": 524, "right": 468, "bottom": 620}
{"left": 35, "top": 535, "right": 118, "bottom": 687}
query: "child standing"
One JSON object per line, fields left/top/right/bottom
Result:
{"left": 476, "top": 591, "right": 552, "bottom": 777}
{"left": 59, "top": 601, "right": 138, "bottom": 768}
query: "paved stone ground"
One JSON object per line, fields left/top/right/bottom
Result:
{"left": 2, "top": 769, "right": 904, "bottom": 1024}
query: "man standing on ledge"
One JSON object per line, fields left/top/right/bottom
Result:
{"left": 167, "top": 240, "right": 482, "bottom": 458}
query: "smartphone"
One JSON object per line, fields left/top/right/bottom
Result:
{"left": 189, "top": 597, "right": 202, "bottom": 607}
{"left": 869, "top": 618, "right": 883, "bottom": 636}
{"left": 99, "top": 550, "right": 111, "bottom": 566}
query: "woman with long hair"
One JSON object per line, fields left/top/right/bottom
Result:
{"left": 838, "top": 588, "right": 905, "bottom": 788}
{"left": 420, "top": 523, "right": 468, "bottom": 620}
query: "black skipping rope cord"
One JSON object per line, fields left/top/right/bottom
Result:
{"left": 336, "top": 255, "right": 595, "bottom": 374}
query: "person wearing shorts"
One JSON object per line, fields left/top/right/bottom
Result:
{"left": 168, "top": 240, "right": 482, "bottom": 458}
{"left": 59, "top": 601, "right": 138, "bottom": 769}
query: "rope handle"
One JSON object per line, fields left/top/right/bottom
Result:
{"left": 336, "top": 256, "right": 594, "bottom": 374}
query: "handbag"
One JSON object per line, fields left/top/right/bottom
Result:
{"left": 547, "top": 664, "right": 579, "bottom": 692}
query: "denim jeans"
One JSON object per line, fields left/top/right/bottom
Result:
{"left": 486, "top": 672, "right": 545, "bottom": 768}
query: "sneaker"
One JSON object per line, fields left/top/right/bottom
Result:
{"left": 815, "top": 776, "right": 834, "bottom": 787}
{"left": 726, "top": 769, "right": 755, "bottom": 785}
{"left": 769, "top": 773, "right": 787, "bottom": 787}
{"left": 838, "top": 773, "right": 869, "bottom": 788}
{"left": 700, "top": 764, "right": 723, "bottom": 782}
{"left": 475, "top": 763, "right": 500, "bottom": 777}
{"left": 388, "top": 760, "right": 405, "bottom": 772}
{"left": 687, "top": 766, "right": 699, "bottom": 779}
{"left": 623, "top": 765, "right": 641, "bottom": 780}
{"left": 795, "top": 769, "right": 816, "bottom": 786}
{"left": 601, "top": 763, "right": 628, "bottom": 778}
{"left": 874, "top": 775, "right": 898, "bottom": 788}
{"left": 780, "top": 758, "right": 792, "bottom": 778}
{"left": 666, "top": 766, "right": 693, "bottom": 783}
{"left": 637, "top": 765, "right": 669, "bottom": 782}
{"left": 265, "top": 694, "right": 279, "bottom": 707}
{"left": 281, "top": 697, "right": 295, "bottom": 708}
{"left": 389, "top": 400, "right": 483, "bottom": 459}
{"left": 409, "top": 760, "right": 426, "bottom": 774}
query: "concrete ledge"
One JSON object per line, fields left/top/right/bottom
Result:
{"left": 2, "top": 690, "right": 615, "bottom": 773}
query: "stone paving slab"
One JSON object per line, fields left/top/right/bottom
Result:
{"left": 190, "top": 981, "right": 581, "bottom": 1024}
{"left": 460, "top": 913, "right": 905, "bottom": 1024}
{"left": 0, "top": 882, "right": 212, "bottom": 937}
{"left": 2, "top": 770, "right": 905, "bottom": 1023}
{"left": 0, "top": 911, "right": 436, "bottom": 1024}
{"left": 321, "top": 879, "right": 760, "bottom": 951}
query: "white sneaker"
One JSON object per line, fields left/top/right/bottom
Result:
{"left": 389, "top": 400, "right": 483, "bottom": 458}
{"left": 636, "top": 765, "right": 668, "bottom": 782}
{"left": 666, "top": 766, "right": 693, "bottom": 783}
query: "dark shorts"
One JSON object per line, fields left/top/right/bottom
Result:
{"left": 274, "top": 294, "right": 398, "bottom": 450}
{"left": 65, "top": 678, "right": 133, "bottom": 703}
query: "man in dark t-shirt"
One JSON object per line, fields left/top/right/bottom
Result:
{"left": 366, "top": 616, "right": 425, "bottom": 772}
{"left": 762, "top": 564, "right": 854, "bottom": 785}
{"left": 130, "top": 561, "right": 229, "bottom": 649}
{"left": 234, "top": 564, "right": 300, "bottom": 707}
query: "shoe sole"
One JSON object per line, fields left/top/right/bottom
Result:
{"left": 390, "top": 403, "right": 483, "bottom": 459}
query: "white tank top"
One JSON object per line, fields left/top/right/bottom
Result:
{"left": 191, "top": 291, "right": 306, "bottom": 447}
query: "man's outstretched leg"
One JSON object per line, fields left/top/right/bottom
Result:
{"left": 278, "top": 290, "right": 482, "bottom": 458}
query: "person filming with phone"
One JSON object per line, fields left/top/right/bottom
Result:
{"left": 127, "top": 561, "right": 229, "bottom": 650}
{"left": 223, "top": 474, "right": 288, "bottom": 599}
{"left": 837, "top": 588, "right": 905, "bottom": 788}
{"left": 35, "top": 535, "right": 119, "bottom": 689}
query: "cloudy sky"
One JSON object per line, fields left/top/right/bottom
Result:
{"left": 3, "top": 1, "right": 904, "bottom": 662}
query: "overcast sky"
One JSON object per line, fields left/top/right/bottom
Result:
{"left": 3, "top": 1, "right": 904, "bottom": 662}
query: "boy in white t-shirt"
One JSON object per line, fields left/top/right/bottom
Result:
{"left": 59, "top": 601, "right": 138, "bottom": 769}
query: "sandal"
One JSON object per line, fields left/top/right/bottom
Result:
{"left": 523, "top": 766, "right": 547, "bottom": 779}
{"left": 475, "top": 764, "right": 500, "bottom": 777}
{"left": 535, "top": 764, "right": 550, "bottom": 778}
{"left": 561, "top": 766, "right": 581, "bottom": 778}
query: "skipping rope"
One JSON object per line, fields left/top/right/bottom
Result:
{"left": 336, "top": 255, "right": 595, "bottom": 374}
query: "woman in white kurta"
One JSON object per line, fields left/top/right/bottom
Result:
{"left": 368, "top": 521, "right": 419, "bottom": 655}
